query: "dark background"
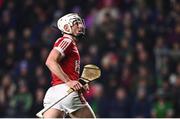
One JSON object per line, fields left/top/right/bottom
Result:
{"left": 0, "top": 0, "right": 180, "bottom": 118}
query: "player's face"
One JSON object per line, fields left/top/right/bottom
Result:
{"left": 71, "top": 20, "right": 85, "bottom": 36}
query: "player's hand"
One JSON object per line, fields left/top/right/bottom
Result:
{"left": 78, "top": 84, "right": 89, "bottom": 93}
{"left": 66, "top": 80, "right": 83, "bottom": 91}
{"left": 83, "top": 84, "right": 89, "bottom": 92}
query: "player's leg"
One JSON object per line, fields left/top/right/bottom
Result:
{"left": 43, "top": 108, "right": 65, "bottom": 118}
{"left": 69, "top": 103, "right": 96, "bottom": 118}
{"left": 43, "top": 84, "right": 67, "bottom": 118}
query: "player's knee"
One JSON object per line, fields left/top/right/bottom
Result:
{"left": 43, "top": 109, "right": 64, "bottom": 118}
{"left": 70, "top": 105, "right": 96, "bottom": 118}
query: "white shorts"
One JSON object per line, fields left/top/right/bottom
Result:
{"left": 43, "top": 83, "right": 88, "bottom": 114}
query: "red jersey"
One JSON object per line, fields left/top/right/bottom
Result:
{"left": 51, "top": 36, "right": 80, "bottom": 86}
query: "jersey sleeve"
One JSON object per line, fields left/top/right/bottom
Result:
{"left": 53, "top": 38, "right": 72, "bottom": 56}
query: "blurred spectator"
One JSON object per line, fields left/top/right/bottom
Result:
{"left": 131, "top": 89, "right": 152, "bottom": 117}
{"left": 0, "top": 74, "right": 16, "bottom": 117}
{"left": 172, "top": 75, "right": 180, "bottom": 117}
{"left": 0, "top": 88, "right": 5, "bottom": 117}
{"left": 33, "top": 65, "right": 49, "bottom": 91}
{"left": 8, "top": 80, "right": 33, "bottom": 117}
{"left": 119, "top": 66, "right": 133, "bottom": 90}
{"left": 168, "top": 22, "right": 180, "bottom": 46}
{"left": 88, "top": 44, "right": 100, "bottom": 64}
{"left": 176, "top": 62, "right": 180, "bottom": 75}
{"left": 88, "top": 83, "right": 108, "bottom": 118}
{"left": 108, "top": 87, "right": 130, "bottom": 117}
{"left": 119, "top": 38, "right": 133, "bottom": 60}
{"left": 30, "top": 88, "right": 45, "bottom": 117}
{"left": 151, "top": 89, "right": 174, "bottom": 118}
{"left": 132, "top": 65, "right": 154, "bottom": 94}
{"left": 95, "top": 0, "right": 119, "bottom": 28}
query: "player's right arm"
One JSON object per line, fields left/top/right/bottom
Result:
{"left": 45, "top": 48, "right": 82, "bottom": 91}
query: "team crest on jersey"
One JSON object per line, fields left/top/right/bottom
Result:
{"left": 75, "top": 60, "right": 80, "bottom": 74}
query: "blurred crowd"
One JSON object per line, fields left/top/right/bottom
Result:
{"left": 0, "top": 0, "right": 180, "bottom": 118}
